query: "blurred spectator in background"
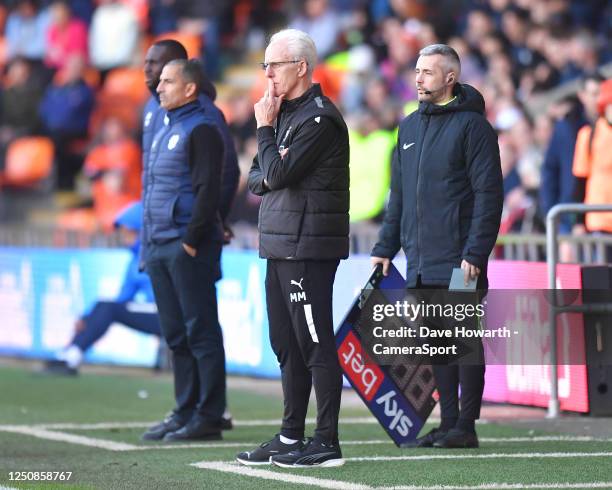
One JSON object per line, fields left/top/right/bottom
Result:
{"left": 362, "top": 76, "right": 401, "bottom": 129}
{"left": 5, "top": 0, "right": 49, "bottom": 63}
{"left": 226, "top": 93, "right": 260, "bottom": 227}
{"left": 39, "top": 54, "right": 94, "bottom": 189}
{"left": 148, "top": 0, "right": 177, "bottom": 36}
{"left": 225, "top": 136, "right": 261, "bottom": 227}
{"left": 570, "top": 31, "right": 601, "bottom": 78}
{"left": 68, "top": 0, "right": 94, "bottom": 25}
{"left": 84, "top": 116, "right": 142, "bottom": 232}
{"left": 572, "top": 78, "right": 612, "bottom": 258}
{"left": 339, "top": 44, "right": 377, "bottom": 113}
{"left": 379, "top": 18, "right": 419, "bottom": 103}
{"left": 89, "top": 0, "right": 140, "bottom": 79}
{"left": 464, "top": 8, "right": 496, "bottom": 55}
{"left": 45, "top": 0, "right": 88, "bottom": 72}
{"left": 509, "top": 115, "right": 544, "bottom": 196}
{"left": 346, "top": 110, "right": 394, "bottom": 223}
{"left": 540, "top": 72, "right": 604, "bottom": 260}
{"left": 289, "top": 0, "right": 341, "bottom": 59}
{"left": 0, "top": 0, "right": 610, "bottom": 250}
{"left": 228, "top": 92, "right": 257, "bottom": 155}
{"left": 499, "top": 133, "right": 525, "bottom": 227}
{"left": 44, "top": 202, "right": 160, "bottom": 376}
{"left": 0, "top": 57, "right": 43, "bottom": 169}
{"left": 168, "top": 0, "right": 228, "bottom": 80}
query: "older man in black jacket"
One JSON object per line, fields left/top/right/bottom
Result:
{"left": 372, "top": 44, "right": 503, "bottom": 449}
{"left": 236, "top": 29, "right": 349, "bottom": 469}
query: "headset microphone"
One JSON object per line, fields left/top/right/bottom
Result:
{"left": 423, "top": 87, "right": 441, "bottom": 95}
{"left": 422, "top": 76, "right": 455, "bottom": 95}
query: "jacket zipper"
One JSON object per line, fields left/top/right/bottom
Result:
{"left": 144, "top": 122, "right": 170, "bottom": 235}
{"left": 415, "top": 115, "right": 430, "bottom": 277}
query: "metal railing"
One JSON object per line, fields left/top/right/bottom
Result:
{"left": 546, "top": 203, "right": 612, "bottom": 418}
{"left": 4, "top": 221, "right": 612, "bottom": 260}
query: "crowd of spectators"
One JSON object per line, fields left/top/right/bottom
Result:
{"left": 0, "top": 0, "right": 610, "bottom": 243}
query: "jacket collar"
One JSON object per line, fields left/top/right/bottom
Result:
{"left": 167, "top": 100, "right": 201, "bottom": 124}
{"left": 281, "top": 83, "right": 322, "bottom": 112}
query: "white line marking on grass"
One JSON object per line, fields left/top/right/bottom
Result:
{"left": 1, "top": 486, "right": 21, "bottom": 490}
{"left": 192, "top": 461, "right": 373, "bottom": 489}
{"left": 136, "top": 442, "right": 250, "bottom": 450}
{"left": 33, "top": 416, "right": 383, "bottom": 431}
{"left": 192, "top": 460, "right": 612, "bottom": 490}
{"left": 35, "top": 421, "right": 153, "bottom": 430}
{"left": 30, "top": 421, "right": 224, "bottom": 430}
{"left": 479, "top": 436, "right": 612, "bottom": 443}
{"left": 0, "top": 426, "right": 139, "bottom": 451}
{"left": 348, "top": 451, "right": 612, "bottom": 462}
{"left": 390, "top": 483, "right": 612, "bottom": 490}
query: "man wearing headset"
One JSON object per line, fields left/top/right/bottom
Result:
{"left": 371, "top": 44, "right": 503, "bottom": 449}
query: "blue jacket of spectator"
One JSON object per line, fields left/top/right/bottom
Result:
{"left": 39, "top": 80, "right": 94, "bottom": 134}
{"left": 540, "top": 109, "right": 588, "bottom": 233}
{"left": 5, "top": 9, "right": 50, "bottom": 60}
{"left": 142, "top": 100, "right": 208, "bottom": 245}
{"left": 141, "top": 92, "right": 239, "bottom": 221}
{"left": 113, "top": 202, "right": 155, "bottom": 303}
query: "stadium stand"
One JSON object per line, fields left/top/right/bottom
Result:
{"left": 0, "top": 0, "right": 609, "bottom": 244}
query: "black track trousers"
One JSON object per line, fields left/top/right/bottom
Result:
{"left": 265, "top": 259, "right": 342, "bottom": 445}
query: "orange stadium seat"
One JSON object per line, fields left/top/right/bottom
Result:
{"left": 0, "top": 6, "right": 7, "bottom": 34}
{"left": 312, "top": 64, "right": 345, "bottom": 103}
{"left": 154, "top": 31, "right": 202, "bottom": 59}
{"left": 102, "top": 67, "right": 148, "bottom": 104}
{"left": 89, "top": 94, "right": 142, "bottom": 136}
{"left": 83, "top": 67, "right": 101, "bottom": 89}
{"left": 56, "top": 208, "right": 99, "bottom": 234}
{"left": 1, "top": 137, "right": 54, "bottom": 187}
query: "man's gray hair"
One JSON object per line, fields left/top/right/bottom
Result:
{"left": 269, "top": 29, "right": 317, "bottom": 77}
{"left": 419, "top": 44, "right": 461, "bottom": 79}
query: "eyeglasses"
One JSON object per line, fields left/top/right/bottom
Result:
{"left": 259, "top": 60, "right": 302, "bottom": 71}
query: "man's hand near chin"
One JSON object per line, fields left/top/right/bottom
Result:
{"left": 254, "top": 79, "right": 285, "bottom": 128}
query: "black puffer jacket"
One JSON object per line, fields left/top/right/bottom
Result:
{"left": 372, "top": 83, "right": 503, "bottom": 287}
{"left": 248, "top": 84, "right": 350, "bottom": 260}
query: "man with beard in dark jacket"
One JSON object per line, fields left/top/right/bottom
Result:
{"left": 236, "top": 29, "right": 349, "bottom": 468}
{"left": 372, "top": 44, "right": 503, "bottom": 449}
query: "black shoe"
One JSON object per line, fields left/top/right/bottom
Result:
{"left": 433, "top": 428, "right": 479, "bottom": 448}
{"left": 141, "top": 414, "right": 185, "bottom": 441}
{"left": 162, "top": 417, "right": 222, "bottom": 442}
{"left": 41, "top": 360, "right": 78, "bottom": 376}
{"left": 236, "top": 434, "right": 304, "bottom": 466}
{"left": 400, "top": 428, "right": 447, "bottom": 448}
{"left": 271, "top": 438, "right": 345, "bottom": 468}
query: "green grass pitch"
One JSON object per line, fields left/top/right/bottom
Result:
{"left": 1, "top": 364, "right": 611, "bottom": 490}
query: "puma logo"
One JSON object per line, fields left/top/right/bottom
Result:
{"left": 290, "top": 278, "right": 304, "bottom": 290}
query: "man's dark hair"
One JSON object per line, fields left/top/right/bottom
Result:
{"left": 155, "top": 41, "right": 217, "bottom": 100}
{"left": 154, "top": 39, "right": 188, "bottom": 61}
{"left": 166, "top": 59, "right": 203, "bottom": 94}
{"left": 581, "top": 71, "right": 605, "bottom": 88}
